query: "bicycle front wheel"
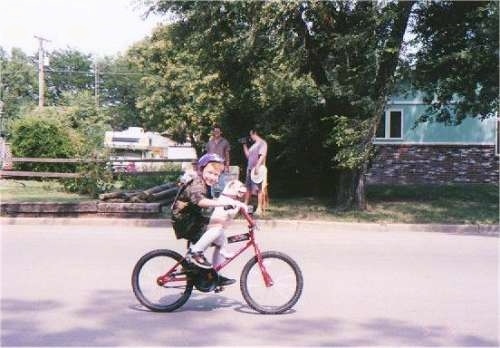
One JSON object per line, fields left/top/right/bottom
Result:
{"left": 131, "top": 249, "right": 193, "bottom": 312}
{"left": 240, "top": 251, "right": 303, "bottom": 314}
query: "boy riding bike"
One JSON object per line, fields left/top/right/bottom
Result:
{"left": 171, "top": 153, "right": 246, "bottom": 287}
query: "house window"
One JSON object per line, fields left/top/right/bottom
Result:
{"left": 376, "top": 110, "right": 403, "bottom": 139}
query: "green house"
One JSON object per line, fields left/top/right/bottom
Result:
{"left": 368, "top": 91, "right": 499, "bottom": 184}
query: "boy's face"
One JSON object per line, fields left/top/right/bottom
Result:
{"left": 202, "top": 162, "right": 223, "bottom": 187}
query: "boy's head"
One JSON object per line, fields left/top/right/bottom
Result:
{"left": 198, "top": 153, "right": 224, "bottom": 186}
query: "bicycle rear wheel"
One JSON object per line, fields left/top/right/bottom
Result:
{"left": 240, "top": 251, "right": 303, "bottom": 314}
{"left": 131, "top": 249, "right": 193, "bottom": 312}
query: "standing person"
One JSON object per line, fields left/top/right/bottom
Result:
{"left": 206, "top": 125, "right": 231, "bottom": 197}
{"left": 171, "top": 153, "right": 245, "bottom": 286}
{"left": 242, "top": 127, "right": 268, "bottom": 215}
{"left": 205, "top": 125, "right": 231, "bottom": 172}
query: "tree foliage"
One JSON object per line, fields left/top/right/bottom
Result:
{"left": 2, "top": 1, "right": 498, "bottom": 207}
{"left": 97, "top": 55, "right": 143, "bottom": 129}
{"left": 137, "top": 0, "right": 497, "bottom": 206}
{"left": 45, "top": 49, "right": 94, "bottom": 105}
{"left": 0, "top": 47, "right": 37, "bottom": 120}
{"left": 10, "top": 111, "right": 79, "bottom": 172}
{"left": 408, "top": 1, "right": 498, "bottom": 124}
{"left": 128, "top": 24, "right": 234, "bottom": 155}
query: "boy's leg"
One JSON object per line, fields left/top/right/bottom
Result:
{"left": 209, "top": 231, "right": 236, "bottom": 287}
{"left": 211, "top": 232, "right": 234, "bottom": 267}
{"left": 188, "top": 228, "right": 224, "bottom": 268}
{"left": 190, "top": 228, "right": 223, "bottom": 253}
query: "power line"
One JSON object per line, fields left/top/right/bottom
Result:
{"left": 45, "top": 68, "right": 150, "bottom": 76}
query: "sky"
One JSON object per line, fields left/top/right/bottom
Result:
{"left": 0, "top": 0, "right": 166, "bottom": 57}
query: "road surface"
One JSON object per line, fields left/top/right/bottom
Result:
{"left": 1, "top": 219, "right": 498, "bottom": 346}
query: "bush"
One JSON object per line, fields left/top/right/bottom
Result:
{"left": 62, "top": 162, "right": 114, "bottom": 198}
{"left": 10, "top": 114, "right": 79, "bottom": 172}
{"left": 117, "top": 163, "right": 183, "bottom": 190}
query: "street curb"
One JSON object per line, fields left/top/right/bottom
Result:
{"left": 1, "top": 217, "right": 497, "bottom": 237}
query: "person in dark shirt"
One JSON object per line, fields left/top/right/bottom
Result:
{"left": 205, "top": 125, "right": 231, "bottom": 170}
{"left": 205, "top": 125, "right": 231, "bottom": 197}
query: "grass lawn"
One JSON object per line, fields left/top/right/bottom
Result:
{"left": 1, "top": 179, "right": 498, "bottom": 224}
{"left": 0, "top": 180, "right": 90, "bottom": 203}
{"left": 268, "top": 184, "right": 499, "bottom": 224}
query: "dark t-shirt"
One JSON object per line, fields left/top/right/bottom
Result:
{"left": 171, "top": 175, "right": 214, "bottom": 242}
{"left": 206, "top": 137, "right": 230, "bottom": 164}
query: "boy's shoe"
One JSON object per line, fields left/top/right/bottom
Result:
{"left": 187, "top": 250, "right": 212, "bottom": 269}
{"left": 217, "top": 274, "right": 236, "bottom": 286}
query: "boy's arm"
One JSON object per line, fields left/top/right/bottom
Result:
{"left": 198, "top": 197, "right": 246, "bottom": 209}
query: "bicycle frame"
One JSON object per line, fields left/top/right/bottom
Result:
{"left": 156, "top": 208, "right": 274, "bottom": 288}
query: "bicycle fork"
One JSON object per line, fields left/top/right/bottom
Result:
{"left": 252, "top": 242, "right": 274, "bottom": 287}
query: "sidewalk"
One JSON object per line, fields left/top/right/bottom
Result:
{"left": 1, "top": 216, "right": 498, "bottom": 237}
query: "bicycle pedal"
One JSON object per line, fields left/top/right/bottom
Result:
{"left": 214, "top": 286, "right": 225, "bottom": 293}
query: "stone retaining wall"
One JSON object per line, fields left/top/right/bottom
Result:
{"left": 0, "top": 202, "right": 163, "bottom": 218}
{"left": 367, "top": 144, "right": 499, "bottom": 184}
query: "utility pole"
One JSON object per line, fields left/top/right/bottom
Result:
{"left": 34, "top": 35, "right": 50, "bottom": 107}
{"left": 0, "top": 59, "right": 4, "bottom": 138}
{"left": 94, "top": 60, "right": 99, "bottom": 107}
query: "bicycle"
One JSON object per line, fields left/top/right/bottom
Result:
{"left": 131, "top": 208, "right": 303, "bottom": 314}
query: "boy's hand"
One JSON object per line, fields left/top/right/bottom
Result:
{"left": 220, "top": 197, "right": 247, "bottom": 211}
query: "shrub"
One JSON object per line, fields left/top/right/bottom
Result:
{"left": 62, "top": 161, "right": 114, "bottom": 198}
{"left": 10, "top": 114, "right": 79, "bottom": 172}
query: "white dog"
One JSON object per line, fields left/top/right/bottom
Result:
{"left": 209, "top": 179, "right": 247, "bottom": 228}
{"left": 205, "top": 179, "right": 247, "bottom": 264}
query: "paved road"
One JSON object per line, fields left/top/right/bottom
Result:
{"left": 1, "top": 220, "right": 498, "bottom": 346}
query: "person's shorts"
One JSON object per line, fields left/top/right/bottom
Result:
{"left": 245, "top": 169, "right": 262, "bottom": 195}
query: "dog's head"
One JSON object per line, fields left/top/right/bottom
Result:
{"left": 221, "top": 179, "right": 247, "bottom": 199}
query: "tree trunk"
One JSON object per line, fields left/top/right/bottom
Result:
{"left": 353, "top": 1, "right": 415, "bottom": 210}
{"left": 355, "top": 163, "right": 367, "bottom": 210}
{"left": 334, "top": 169, "right": 357, "bottom": 209}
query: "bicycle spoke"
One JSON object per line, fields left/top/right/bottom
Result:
{"left": 241, "top": 251, "right": 303, "bottom": 314}
{"left": 132, "top": 249, "right": 193, "bottom": 312}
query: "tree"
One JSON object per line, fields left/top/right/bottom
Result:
{"left": 254, "top": 1, "right": 414, "bottom": 208}
{"left": 44, "top": 48, "right": 94, "bottom": 106}
{"left": 128, "top": 26, "right": 233, "bottom": 155}
{"left": 0, "top": 47, "right": 38, "bottom": 121}
{"left": 58, "top": 90, "right": 111, "bottom": 155}
{"left": 139, "top": 0, "right": 497, "bottom": 208}
{"left": 408, "top": 1, "right": 498, "bottom": 124}
{"left": 138, "top": 1, "right": 333, "bottom": 192}
{"left": 143, "top": 1, "right": 415, "bottom": 204}
{"left": 97, "top": 55, "right": 143, "bottom": 130}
